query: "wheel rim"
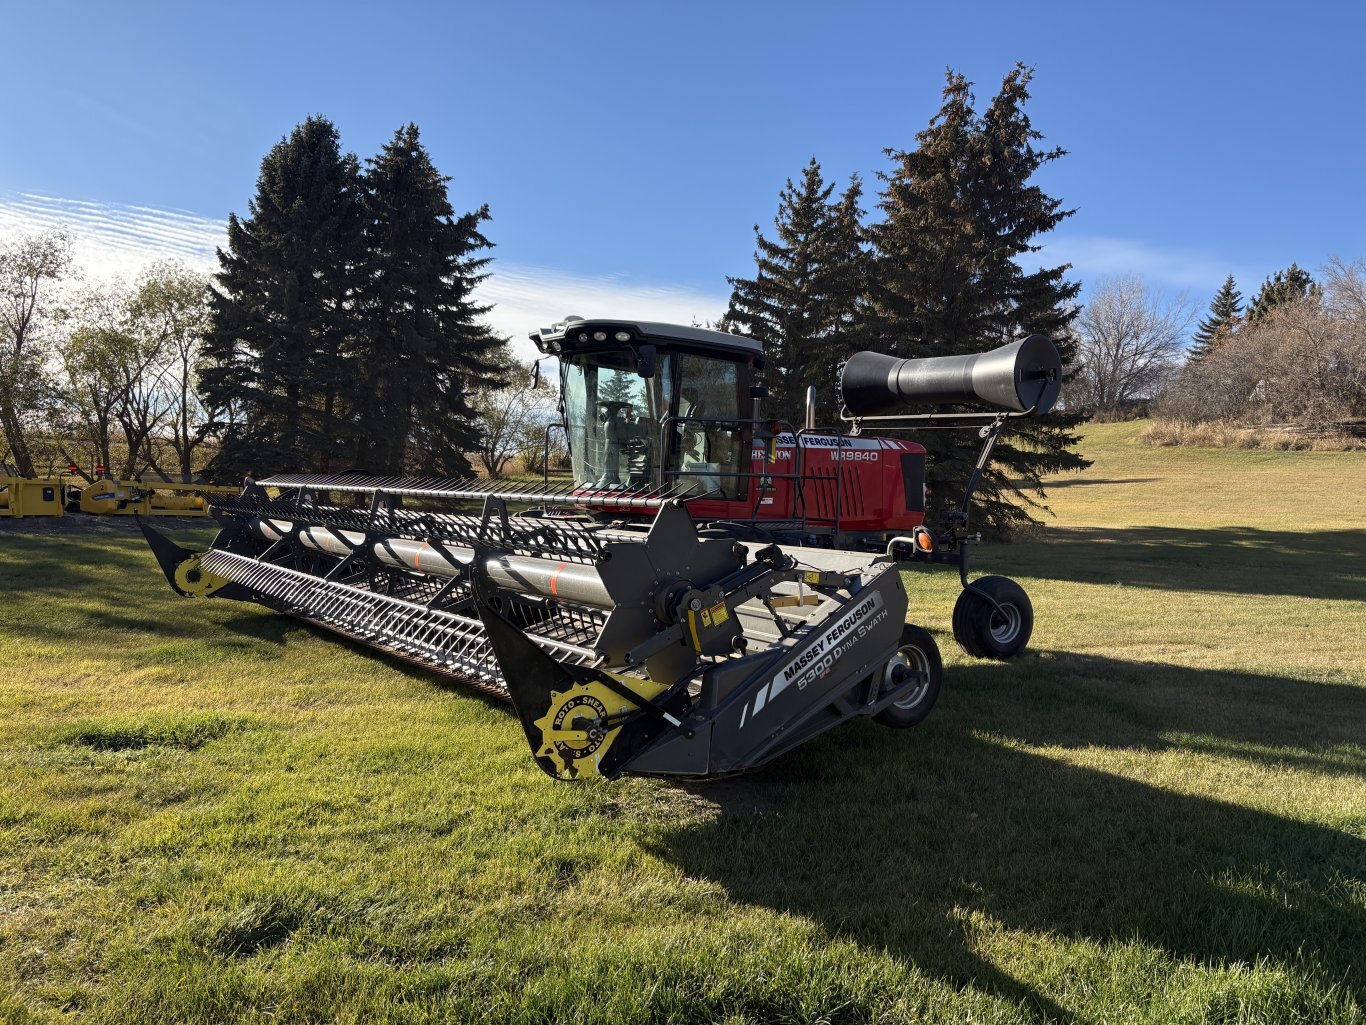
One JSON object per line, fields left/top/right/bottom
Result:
{"left": 884, "top": 645, "right": 931, "bottom": 709}
{"left": 989, "top": 602, "right": 1021, "bottom": 645}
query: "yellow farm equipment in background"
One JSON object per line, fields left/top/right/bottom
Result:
{"left": 0, "top": 471, "right": 64, "bottom": 518}
{"left": 2, "top": 462, "right": 237, "bottom": 520}
{"left": 73, "top": 476, "right": 240, "bottom": 517}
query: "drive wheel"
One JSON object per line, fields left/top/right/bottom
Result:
{"left": 873, "top": 624, "right": 942, "bottom": 728}
{"left": 952, "top": 576, "right": 1033, "bottom": 660}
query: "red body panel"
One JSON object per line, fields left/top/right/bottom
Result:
{"left": 680, "top": 433, "right": 927, "bottom": 536}
{"left": 683, "top": 434, "right": 928, "bottom": 533}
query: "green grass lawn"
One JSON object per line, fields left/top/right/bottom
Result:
{"left": 1, "top": 421, "right": 1362, "bottom": 1024}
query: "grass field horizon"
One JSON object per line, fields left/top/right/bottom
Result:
{"left": 1, "top": 420, "right": 1362, "bottom": 1024}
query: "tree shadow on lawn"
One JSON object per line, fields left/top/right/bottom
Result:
{"left": 981, "top": 525, "right": 1365, "bottom": 602}
{"left": 0, "top": 536, "right": 137, "bottom": 594}
{"left": 657, "top": 653, "right": 1366, "bottom": 1021}
{"left": 1043, "top": 476, "right": 1163, "bottom": 488}
{"left": 976, "top": 650, "right": 1366, "bottom": 777}
{"left": 0, "top": 526, "right": 216, "bottom": 598}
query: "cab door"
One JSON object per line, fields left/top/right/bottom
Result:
{"left": 667, "top": 353, "right": 751, "bottom": 503}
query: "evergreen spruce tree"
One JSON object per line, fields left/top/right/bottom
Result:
{"left": 201, "top": 116, "right": 365, "bottom": 476}
{"left": 357, "top": 124, "right": 506, "bottom": 477}
{"left": 1188, "top": 274, "right": 1243, "bottom": 362}
{"left": 817, "top": 176, "right": 872, "bottom": 411}
{"left": 865, "top": 65, "right": 1088, "bottom": 535}
{"left": 726, "top": 159, "right": 869, "bottom": 426}
{"left": 1247, "top": 262, "right": 1317, "bottom": 322}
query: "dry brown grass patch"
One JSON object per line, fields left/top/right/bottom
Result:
{"left": 1141, "top": 418, "right": 1366, "bottom": 451}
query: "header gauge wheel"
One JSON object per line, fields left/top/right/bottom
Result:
{"left": 953, "top": 575, "right": 1033, "bottom": 660}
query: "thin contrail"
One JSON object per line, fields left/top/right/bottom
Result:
{"left": 0, "top": 191, "right": 728, "bottom": 358}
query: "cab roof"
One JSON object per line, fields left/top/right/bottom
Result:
{"left": 532, "top": 317, "right": 763, "bottom": 358}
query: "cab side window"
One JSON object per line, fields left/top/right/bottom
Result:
{"left": 673, "top": 355, "right": 748, "bottom": 501}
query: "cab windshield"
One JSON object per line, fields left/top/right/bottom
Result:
{"left": 562, "top": 349, "right": 674, "bottom": 490}
{"left": 561, "top": 346, "right": 751, "bottom": 499}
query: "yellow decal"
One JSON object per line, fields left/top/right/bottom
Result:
{"left": 532, "top": 674, "right": 666, "bottom": 779}
{"left": 173, "top": 555, "right": 233, "bottom": 598}
{"left": 804, "top": 570, "right": 821, "bottom": 585}
{"left": 707, "top": 601, "right": 729, "bottom": 625}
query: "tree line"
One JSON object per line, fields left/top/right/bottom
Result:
{"left": 0, "top": 236, "right": 212, "bottom": 481}
{"left": 1063, "top": 259, "right": 1366, "bottom": 435}
{"left": 1166, "top": 261, "right": 1366, "bottom": 432}
{"left": 7, "top": 64, "right": 1358, "bottom": 518}
{"left": 3, "top": 66, "right": 1087, "bottom": 533}
{"left": 0, "top": 120, "right": 559, "bottom": 484}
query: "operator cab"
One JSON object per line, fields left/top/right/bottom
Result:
{"left": 531, "top": 317, "right": 762, "bottom": 500}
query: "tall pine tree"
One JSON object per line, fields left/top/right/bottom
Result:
{"left": 726, "top": 159, "right": 868, "bottom": 426}
{"left": 201, "top": 116, "right": 365, "bottom": 476}
{"left": 865, "top": 65, "right": 1088, "bottom": 534}
{"left": 1247, "top": 262, "right": 1317, "bottom": 322}
{"left": 355, "top": 124, "right": 505, "bottom": 476}
{"left": 819, "top": 176, "right": 872, "bottom": 408}
{"left": 1188, "top": 274, "right": 1243, "bottom": 362}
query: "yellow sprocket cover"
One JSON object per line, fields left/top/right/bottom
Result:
{"left": 173, "top": 554, "right": 232, "bottom": 598}
{"left": 532, "top": 675, "right": 664, "bottom": 780}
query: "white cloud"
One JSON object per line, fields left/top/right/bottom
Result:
{"left": 0, "top": 190, "right": 225, "bottom": 280}
{"left": 480, "top": 265, "right": 727, "bottom": 359}
{"left": 2, "top": 194, "right": 1288, "bottom": 342}
{"left": 0, "top": 191, "right": 727, "bottom": 361}
{"left": 1034, "top": 234, "right": 1264, "bottom": 297}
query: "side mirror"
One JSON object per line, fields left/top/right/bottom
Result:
{"left": 635, "top": 344, "right": 657, "bottom": 380}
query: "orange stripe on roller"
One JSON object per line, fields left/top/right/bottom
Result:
{"left": 415, "top": 544, "right": 428, "bottom": 569}
{"left": 550, "top": 562, "right": 570, "bottom": 596}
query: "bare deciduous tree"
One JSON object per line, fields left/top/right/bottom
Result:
{"left": 1162, "top": 260, "right": 1366, "bottom": 430}
{"left": 130, "top": 261, "right": 212, "bottom": 477}
{"left": 0, "top": 229, "right": 74, "bottom": 475}
{"left": 1068, "top": 275, "right": 1194, "bottom": 416}
{"left": 471, "top": 355, "right": 557, "bottom": 477}
{"left": 1322, "top": 256, "right": 1366, "bottom": 323}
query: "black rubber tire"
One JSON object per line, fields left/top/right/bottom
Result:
{"left": 873, "top": 624, "right": 943, "bottom": 728}
{"left": 952, "top": 575, "right": 1034, "bottom": 660}
{"left": 951, "top": 583, "right": 980, "bottom": 658}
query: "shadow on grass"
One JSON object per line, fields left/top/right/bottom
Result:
{"left": 994, "top": 525, "right": 1366, "bottom": 602}
{"left": 215, "top": 609, "right": 296, "bottom": 646}
{"left": 979, "top": 651, "right": 1366, "bottom": 776}
{"left": 216, "top": 599, "right": 513, "bottom": 710}
{"left": 0, "top": 539, "right": 122, "bottom": 593}
{"left": 225, "top": 594, "right": 1364, "bottom": 1016}
{"left": 1044, "top": 476, "right": 1163, "bottom": 488}
{"left": 0, "top": 528, "right": 213, "bottom": 595}
{"left": 656, "top": 654, "right": 1366, "bottom": 1019}
{"left": 10, "top": 517, "right": 1360, "bottom": 1016}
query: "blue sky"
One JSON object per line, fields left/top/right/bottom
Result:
{"left": 2, "top": 0, "right": 1363, "bottom": 347}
